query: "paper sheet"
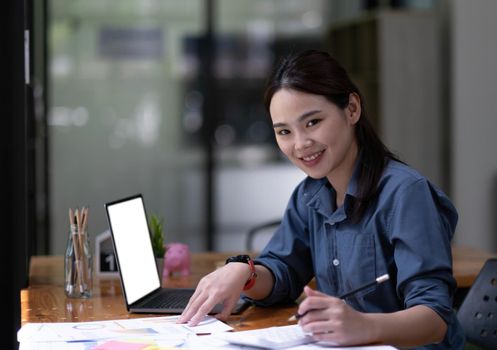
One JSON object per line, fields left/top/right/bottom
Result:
{"left": 18, "top": 315, "right": 232, "bottom": 343}
{"left": 18, "top": 316, "right": 398, "bottom": 350}
{"left": 185, "top": 334, "right": 398, "bottom": 350}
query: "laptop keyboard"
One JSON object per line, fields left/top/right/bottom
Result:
{"left": 137, "top": 289, "right": 192, "bottom": 309}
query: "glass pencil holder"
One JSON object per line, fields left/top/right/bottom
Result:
{"left": 64, "top": 226, "right": 93, "bottom": 298}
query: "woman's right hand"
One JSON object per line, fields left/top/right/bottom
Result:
{"left": 177, "top": 262, "right": 251, "bottom": 326}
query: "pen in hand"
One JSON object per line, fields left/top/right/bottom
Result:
{"left": 288, "top": 273, "right": 390, "bottom": 322}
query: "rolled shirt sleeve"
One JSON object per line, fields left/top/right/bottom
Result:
{"left": 251, "top": 182, "right": 314, "bottom": 306}
{"left": 387, "top": 177, "right": 458, "bottom": 324}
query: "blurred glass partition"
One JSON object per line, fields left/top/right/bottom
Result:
{"left": 48, "top": 0, "right": 334, "bottom": 254}
{"left": 211, "top": 0, "right": 331, "bottom": 250}
{"left": 49, "top": 0, "right": 207, "bottom": 253}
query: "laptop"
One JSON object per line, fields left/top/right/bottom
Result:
{"left": 104, "top": 194, "right": 248, "bottom": 314}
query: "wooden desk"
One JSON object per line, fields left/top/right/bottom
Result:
{"left": 22, "top": 246, "right": 495, "bottom": 328}
{"left": 21, "top": 252, "right": 296, "bottom": 331}
{"left": 452, "top": 245, "right": 496, "bottom": 288}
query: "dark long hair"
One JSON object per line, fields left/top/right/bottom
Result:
{"left": 264, "top": 50, "right": 398, "bottom": 222}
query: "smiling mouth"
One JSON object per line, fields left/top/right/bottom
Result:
{"left": 301, "top": 150, "right": 324, "bottom": 161}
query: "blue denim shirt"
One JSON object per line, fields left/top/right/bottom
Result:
{"left": 250, "top": 160, "right": 465, "bottom": 349}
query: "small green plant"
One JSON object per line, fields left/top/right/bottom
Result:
{"left": 149, "top": 214, "right": 166, "bottom": 258}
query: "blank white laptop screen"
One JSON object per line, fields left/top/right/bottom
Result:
{"left": 106, "top": 196, "right": 160, "bottom": 304}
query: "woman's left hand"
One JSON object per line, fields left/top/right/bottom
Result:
{"left": 297, "top": 286, "right": 376, "bottom": 346}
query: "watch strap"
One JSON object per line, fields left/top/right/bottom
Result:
{"left": 243, "top": 258, "right": 257, "bottom": 290}
{"left": 225, "top": 255, "right": 257, "bottom": 290}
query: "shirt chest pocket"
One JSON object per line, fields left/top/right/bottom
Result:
{"left": 336, "top": 231, "right": 377, "bottom": 300}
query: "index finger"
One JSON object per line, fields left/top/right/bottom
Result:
{"left": 178, "top": 289, "right": 206, "bottom": 324}
{"left": 187, "top": 295, "right": 221, "bottom": 326}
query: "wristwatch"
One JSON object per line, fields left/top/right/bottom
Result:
{"left": 225, "top": 254, "right": 257, "bottom": 290}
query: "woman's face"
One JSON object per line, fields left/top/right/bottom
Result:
{"left": 269, "top": 88, "right": 360, "bottom": 181}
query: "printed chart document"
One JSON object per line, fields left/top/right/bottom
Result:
{"left": 18, "top": 315, "right": 232, "bottom": 349}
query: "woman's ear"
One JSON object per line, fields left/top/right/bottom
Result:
{"left": 347, "top": 92, "right": 361, "bottom": 125}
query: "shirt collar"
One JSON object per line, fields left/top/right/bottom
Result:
{"left": 303, "top": 154, "right": 362, "bottom": 220}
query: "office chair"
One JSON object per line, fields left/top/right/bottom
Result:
{"left": 457, "top": 258, "right": 497, "bottom": 349}
{"left": 245, "top": 219, "right": 281, "bottom": 252}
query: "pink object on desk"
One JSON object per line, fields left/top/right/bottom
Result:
{"left": 163, "top": 242, "right": 191, "bottom": 277}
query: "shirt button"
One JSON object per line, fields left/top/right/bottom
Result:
{"left": 332, "top": 258, "right": 340, "bottom": 266}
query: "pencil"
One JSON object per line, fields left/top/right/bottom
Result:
{"left": 79, "top": 206, "right": 89, "bottom": 288}
{"left": 70, "top": 221, "right": 83, "bottom": 293}
{"left": 288, "top": 273, "right": 390, "bottom": 322}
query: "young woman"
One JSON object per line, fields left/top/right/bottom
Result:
{"left": 178, "top": 50, "right": 464, "bottom": 349}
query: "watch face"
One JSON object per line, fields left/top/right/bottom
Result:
{"left": 226, "top": 254, "right": 251, "bottom": 264}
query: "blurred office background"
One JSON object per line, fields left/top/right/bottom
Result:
{"left": 26, "top": 0, "right": 497, "bottom": 256}
{"left": 4, "top": 1, "right": 497, "bottom": 348}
